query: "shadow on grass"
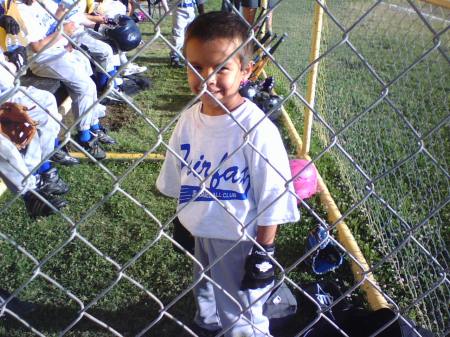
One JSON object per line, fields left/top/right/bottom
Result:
{"left": 2, "top": 296, "right": 197, "bottom": 336}
{"left": 1, "top": 292, "right": 320, "bottom": 337}
{"left": 136, "top": 55, "right": 171, "bottom": 65}
{"left": 153, "top": 94, "right": 194, "bottom": 112}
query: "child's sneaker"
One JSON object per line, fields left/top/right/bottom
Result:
{"left": 50, "top": 147, "right": 80, "bottom": 166}
{"left": 37, "top": 168, "right": 69, "bottom": 195}
{"left": 79, "top": 138, "right": 107, "bottom": 161}
{"left": 105, "top": 88, "right": 125, "bottom": 102}
{"left": 123, "top": 63, "right": 147, "bottom": 76}
{"left": 92, "top": 126, "right": 117, "bottom": 145}
{"left": 170, "top": 55, "right": 184, "bottom": 68}
{"left": 24, "top": 191, "right": 67, "bottom": 218}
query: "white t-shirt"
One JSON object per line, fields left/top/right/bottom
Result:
{"left": 156, "top": 99, "right": 300, "bottom": 241}
{"left": 56, "top": 0, "right": 91, "bottom": 34}
{"left": 0, "top": 51, "right": 15, "bottom": 95}
{"left": 96, "top": 0, "right": 126, "bottom": 19}
{"left": 16, "top": 0, "right": 68, "bottom": 56}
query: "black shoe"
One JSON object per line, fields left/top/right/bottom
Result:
{"left": 170, "top": 56, "right": 184, "bottom": 68}
{"left": 92, "top": 126, "right": 117, "bottom": 145}
{"left": 24, "top": 191, "right": 67, "bottom": 218}
{"left": 79, "top": 138, "right": 106, "bottom": 160}
{"left": 192, "top": 323, "right": 222, "bottom": 337}
{"left": 0, "top": 289, "right": 37, "bottom": 315}
{"left": 51, "top": 147, "right": 80, "bottom": 165}
{"left": 37, "top": 167, "right": 69, "bottom": 195}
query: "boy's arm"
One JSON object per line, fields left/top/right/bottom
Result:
{"left": 256, "top": 224, "right": 277, "bottom": 245}
{"left": 196, "top": 0, "right": 205, "bottom": 14}
{"left": 241, "top": 234, "right": 276, "bottom": 290}
{"left": 29, "top": 22, "right": 75, "bottom": 52}
{"left": 240, "top": 225, "right": 278, "bottom": 291}
{"left": 85, "top": 13, "right": 106, "bottom": 24}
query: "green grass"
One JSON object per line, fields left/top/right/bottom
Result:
{"left": 258, "top": 0, "right": 449, "bottom": 334}
{"left": 1, "top": 0, "right": 448, "bottom": 336}
{"left": 1, "top": 2, "right": 337, "bottom": 336}
{"left": 269, "top": 1, "right": 449, "bottom": 334}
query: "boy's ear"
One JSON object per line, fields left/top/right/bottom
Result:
{"left": 242, "top": 60, "right": 254, "bottom": 80}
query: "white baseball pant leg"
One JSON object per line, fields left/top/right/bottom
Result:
{"left": 74, "top": 30, "right": 115, "bottom": 73}
{"left": 171, "top": 7, "right": 195, "bottom": 56}
{"left": 0, "top": 134, "right": 39, "bottom": 194}
{"left": 194, "top": 237, "right": 273, "bottom": 337}
{"left": 30, "top": 49, "right": 99, "bottom": 131}
{"left": 10, "top": 87, "right": 61, "bottom": 160}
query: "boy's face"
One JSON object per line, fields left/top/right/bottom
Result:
{"left": 185, "top": 37, "right": 252, "bottom": 116}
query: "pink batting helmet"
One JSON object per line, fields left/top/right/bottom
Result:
{"left": 289, "top": 159, "right": 318, "bottom": 201}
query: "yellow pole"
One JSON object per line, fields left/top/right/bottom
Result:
{"left": 259, "top": 71, "right": 389, "bottom": 310}
{"left": 69, "top": 152, "right": 165, "bottom": 160}
{"left": 315, "top": 171, "right": 390, "bottom": 310}
{"left": 0, "top": 153, "right": 165, "bottom": 198}
{"left": 260, "top": 0, "right": 268, "bottom": 36}
{"left": 261, "top": 69, "right": 303, "bottom": 152}
{"left": 301, "top": 1, "right": 324, "bottom": 157}
{"left": 420, "top": 0, "right": 450, "bottom": 9}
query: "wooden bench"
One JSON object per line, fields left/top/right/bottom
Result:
{"left": 19, "top": 72, "right": 69, "bottom": 107}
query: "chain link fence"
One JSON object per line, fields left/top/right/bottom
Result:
{"left": 312, "top": 0, "right": 449, "bottom": 334}
{"left": 0, "top": 0, "right": 449, "bottom": 336}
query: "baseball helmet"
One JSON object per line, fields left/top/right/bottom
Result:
{"left": 239, "top": 80, "right": 258, "bottom": 100}
{"left": 289, "top": 159, "right": 318, "bottom": 201}
{"left": 260, "top": 93, "right": 283, "bottom": 121}
{"left": 105, "top": 15, "right": 141, "bottom": 52}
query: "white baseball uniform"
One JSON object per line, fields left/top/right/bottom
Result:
{"left": 0, "top": 51, "right": 60, "bottom": 193}
{"left": 16, "top": 0, "right": 106, "bottom": 131}
{"left": 57, "top": 0, "right": 116, "bottom": 73}
{"left": 171, "top": 0, "right": 205, "bottom": 57}
{"left": 157, "top": 100, "right": 300, "bottom": 336}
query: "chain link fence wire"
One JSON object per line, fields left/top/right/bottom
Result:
{"left": 311, "top": 0, "right": 449, "bottom": 335}
{"left": 0, "top": 0, "right": 448, "bottom": 336}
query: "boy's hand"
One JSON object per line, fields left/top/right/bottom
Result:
{"left": 56, "top": 4, "right": 68, "bottom": 19}
{"left": 63, "top": 22, "right": 76, "bottom": 36}
{"left": 0, "top": 15, "right": 20, "bottom": 35}
{"left": 241, "top": 243, "right": 275, "bottom": 290}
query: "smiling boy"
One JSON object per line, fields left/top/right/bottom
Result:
{"left": 156, "top": 11, "right": 299, "bottom": 336}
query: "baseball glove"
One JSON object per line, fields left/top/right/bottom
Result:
{"left": 0, "top": 102, "right": 38, "bottom": 150}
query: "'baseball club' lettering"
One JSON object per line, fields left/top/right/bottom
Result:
{"left": 179, "top": 143, "right": 251, "bottom": 204}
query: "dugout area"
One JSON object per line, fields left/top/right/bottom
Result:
{"left": 0, "top": 0, "right": 449, "bottom": 336}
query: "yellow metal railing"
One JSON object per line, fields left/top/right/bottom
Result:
{"left": 300, "top": 0, "right": 324, "bottom": 158}
{"left": 298, "top": 0, "right": 389, "bottom": 310}
{"left": 421, "top": 0, "right": 450, "bottom": 9}
{"left": 263, "top": 0, "right": 390, "bottom": 310}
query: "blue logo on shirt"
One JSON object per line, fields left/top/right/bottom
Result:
{"left": 179, "top": 143, "right": 250, "bottom": 204}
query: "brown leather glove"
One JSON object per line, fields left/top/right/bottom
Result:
{"left": 0, "top": 102, "right": 38, "bottom": 150}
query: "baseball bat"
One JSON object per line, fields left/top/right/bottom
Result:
{"left": 250, "top": 32, "right": 287, "bottom": 81}
{"left": 253, "top": 31, "right": 273, "bottom": 54}
{"left": 253, "top": 33, "right": 278, "bottom": 63}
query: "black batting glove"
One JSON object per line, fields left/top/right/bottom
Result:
{"left": 0, "top": 15, "right": 20, "bottom": 35}
{"left": 4, "top": 46, "right": 27, "bottom": 70}
{"left": 241, "top": 243, "right": 275, "bottom": 290}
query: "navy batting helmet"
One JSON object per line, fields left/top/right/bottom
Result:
{"left": 105, "top": 15, "right": 142, "bottom": 52}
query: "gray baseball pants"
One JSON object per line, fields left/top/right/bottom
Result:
{"left": 193, "top": 237, "right": 273, "bottom": 337}
{"left": 0, "top": 87, "right": 61, "bottom": 193}
{"left": 30, "top": 49, "right": 105, "bottom": 131}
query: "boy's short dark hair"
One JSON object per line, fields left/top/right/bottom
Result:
{"left": 184, "top": 11, "right": 253, "bottom": 67}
